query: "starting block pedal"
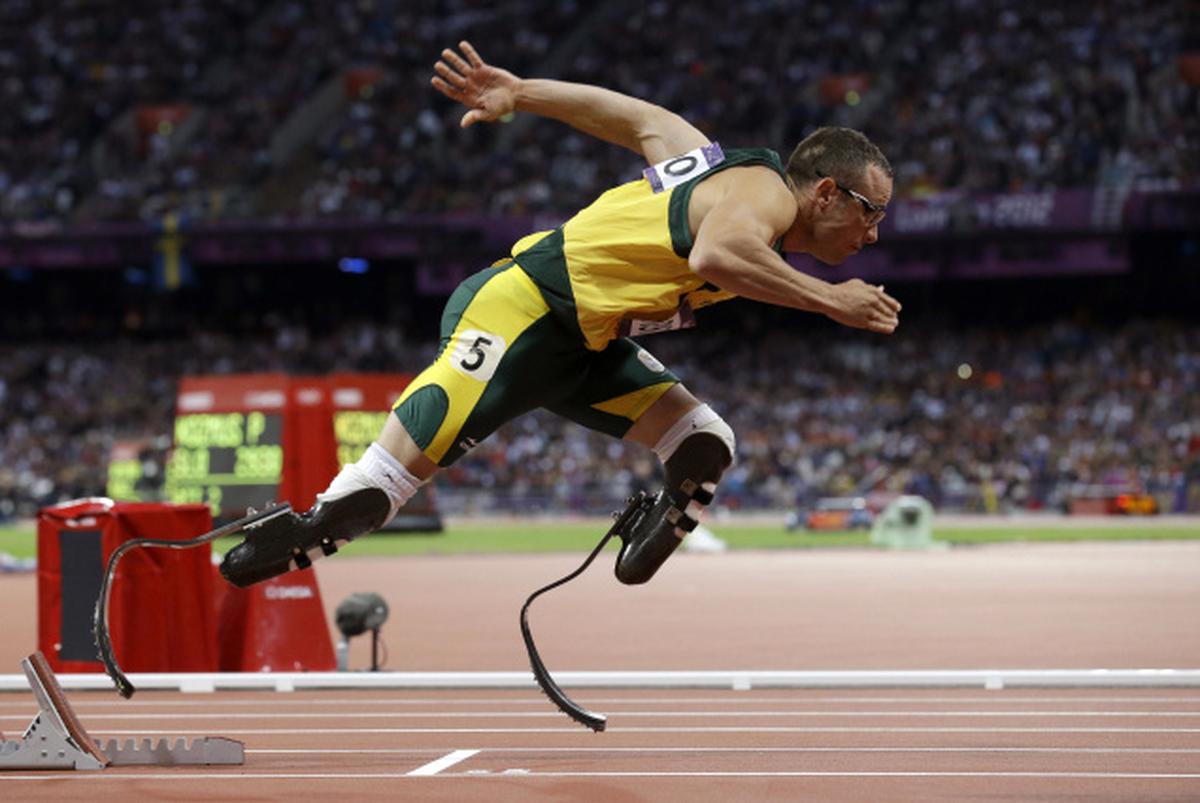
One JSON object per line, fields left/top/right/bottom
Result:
{"left": 100, "top": 736, "right": 244, "bottom": 766}
{"left": 0, "top": 652, "right": 244, "bottom": 772}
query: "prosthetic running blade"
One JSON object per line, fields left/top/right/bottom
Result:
{"left": 93, "top": 503, "right": 292, "bottom": 698}
{"left": 520, "top": 491, "right": 654, "bottom": 732}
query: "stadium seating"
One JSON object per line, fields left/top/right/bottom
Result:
{"left": 0, "top": 2, "right": 1193, "bottom": 223}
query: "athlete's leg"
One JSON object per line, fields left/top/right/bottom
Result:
{"left": 623, "top": 383, "right": 704, "bottom": 448}
{"left": 547, "top": 341, "right": 735, "bottom": 585}
{"left": 222, "top": 261, "right": 576, "bottom": 588}
{"left": 377, "top": 415, "right": 439, "bottom": 480}
{"left": 614, "top": 384, "right": 735, "bottom": 584}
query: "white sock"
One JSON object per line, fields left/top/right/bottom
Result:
{"left": 317, "top": 443, "right": 422, "bottom": 520}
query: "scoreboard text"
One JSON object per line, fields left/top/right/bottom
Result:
{"left": 333, "top": 410, "right": 389, "bottom": 467}
{"left": 164, "top": 411, "right": 283, "bottom": 517}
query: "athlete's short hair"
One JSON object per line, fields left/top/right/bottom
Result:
{"left": 786, "top": 127, "right": 892, "bottom": 189}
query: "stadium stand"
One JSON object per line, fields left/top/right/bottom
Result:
{"left": 2, "top": 316, "right": 1197, "bottom": 519}
{"left": 0, "top": 1, "right": 1196, "bottom": 521}
{"left": 0, "top": 1, "right": 1193, "bottom": 223}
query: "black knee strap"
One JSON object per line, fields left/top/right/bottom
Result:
{"left": 679, "top": 478, "right": 714, "bottom": 506}
{"left": 665, "top": 505, "right": 699, "bottom": 533}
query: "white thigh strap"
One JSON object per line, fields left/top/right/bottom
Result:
{"left": 651, "top": 404, "right": 736, "bottom": 464}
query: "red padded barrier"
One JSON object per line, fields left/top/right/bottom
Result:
{"left": 37, "top": 499, "right": 217, "bottom": 673}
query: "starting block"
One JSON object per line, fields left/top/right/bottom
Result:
{"left": 0, "top": 652, "right": 243, "bottom": 771}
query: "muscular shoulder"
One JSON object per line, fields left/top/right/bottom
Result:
{"left": 688, "top": 165, "right": 797, "bottom": 242}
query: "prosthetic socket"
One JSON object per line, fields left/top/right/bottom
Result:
{"left": 220, "top": 443, "right": 419, "bottom": 588}
{"left": 219, "top": 489, "right": 391, "bottom": 587}
{"left": 614, "top": 407, "right": 735, "bottom": 585}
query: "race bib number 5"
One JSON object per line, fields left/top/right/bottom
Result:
{"left": 450, "top": 329, "right": 508, "bottom": 381}
{"left": 643, "top": 142, "right": 725, "bottom": 193}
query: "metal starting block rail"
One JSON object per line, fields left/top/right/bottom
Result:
{"left": 0, "top": 652, "right": 243, "bottom": 772}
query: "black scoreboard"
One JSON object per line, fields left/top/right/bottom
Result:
{"left": 163, "top": 411, "right": 283, "bottom": 517}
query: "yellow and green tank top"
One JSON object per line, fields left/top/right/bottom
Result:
{"left": 510, "top": 146, "right": 785, "bottom": 351}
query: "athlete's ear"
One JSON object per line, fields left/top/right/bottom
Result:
{"left": 814, "top": 177, "right": 837, "bottom": 210}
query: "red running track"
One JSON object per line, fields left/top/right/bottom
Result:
{"left": 1, "top": 687, "right": 1199, "bottom": 801}
{"left": 1, "top": 541, "right": 1198, "bottom": 800}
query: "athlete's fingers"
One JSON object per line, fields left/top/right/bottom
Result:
{"left": 460, "top": 40, "right": 484, "bottom": 69}
{"left": 878, "top": 286, "right": 901, "bottom": 312}
{"left": 461, "top": 108, "right": 486, "bottom": 128}
{"left": 870, "top": 308, "right": 898, "bottom": 332}
{"left": 441, "top": 47, "right": 471, "bottom": 75}
{"left": 434, "top": 60, "right": 466, "bottom": 88}
{"left": 431, "top": 76, "right": 464, "bottom": 101}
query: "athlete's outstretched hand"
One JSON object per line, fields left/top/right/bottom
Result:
{"left": 826, "top": 279, "right": 902, "bottom": 334}
{"left": 432, "top": 41, "right": 520, "bottom": 128}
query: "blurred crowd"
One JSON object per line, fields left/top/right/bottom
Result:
{"left": 2, "top": 319, "right": 1197, "bottom": 520}
{"left": 0, "top": 0, "right": 1194, "bottom": 224}
{"left": 1, "top": 1, "right": 1196, "bottom": 522}
{"left": 0, "top": 0, "right": 258, "bottom": 222}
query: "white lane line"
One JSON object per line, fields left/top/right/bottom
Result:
{"left": 9, "top": 695, "right": 1199, "bottom": 709}
{"left": 251, "top": 748, "right": 448, "bottom": 754}
{"left": 84, "top": 726, "right": 1200, "bottom": 735}
{"left": 405, "top": 750, "right": 479, "bottom": 776}
{"left": 465, "top": 771, "right": 1200, "bottom": 779}
{"left": 2, "top": 770, "right": 1199, "bottom": 781}
{"left": 15, "top": 710, "right": 1199, "bottom": 722}
{"left": 482, "top": 771, "right": 1200, "bottom": 779}
{"left": 248, "top": 746, "right": 1200, "bottom": 755}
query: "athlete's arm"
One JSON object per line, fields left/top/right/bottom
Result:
{"left": 689, "top": 169, "right": 900, "bottom": 334}
{"left": 431, "top": 41, "right": 707, "bottom": 164}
